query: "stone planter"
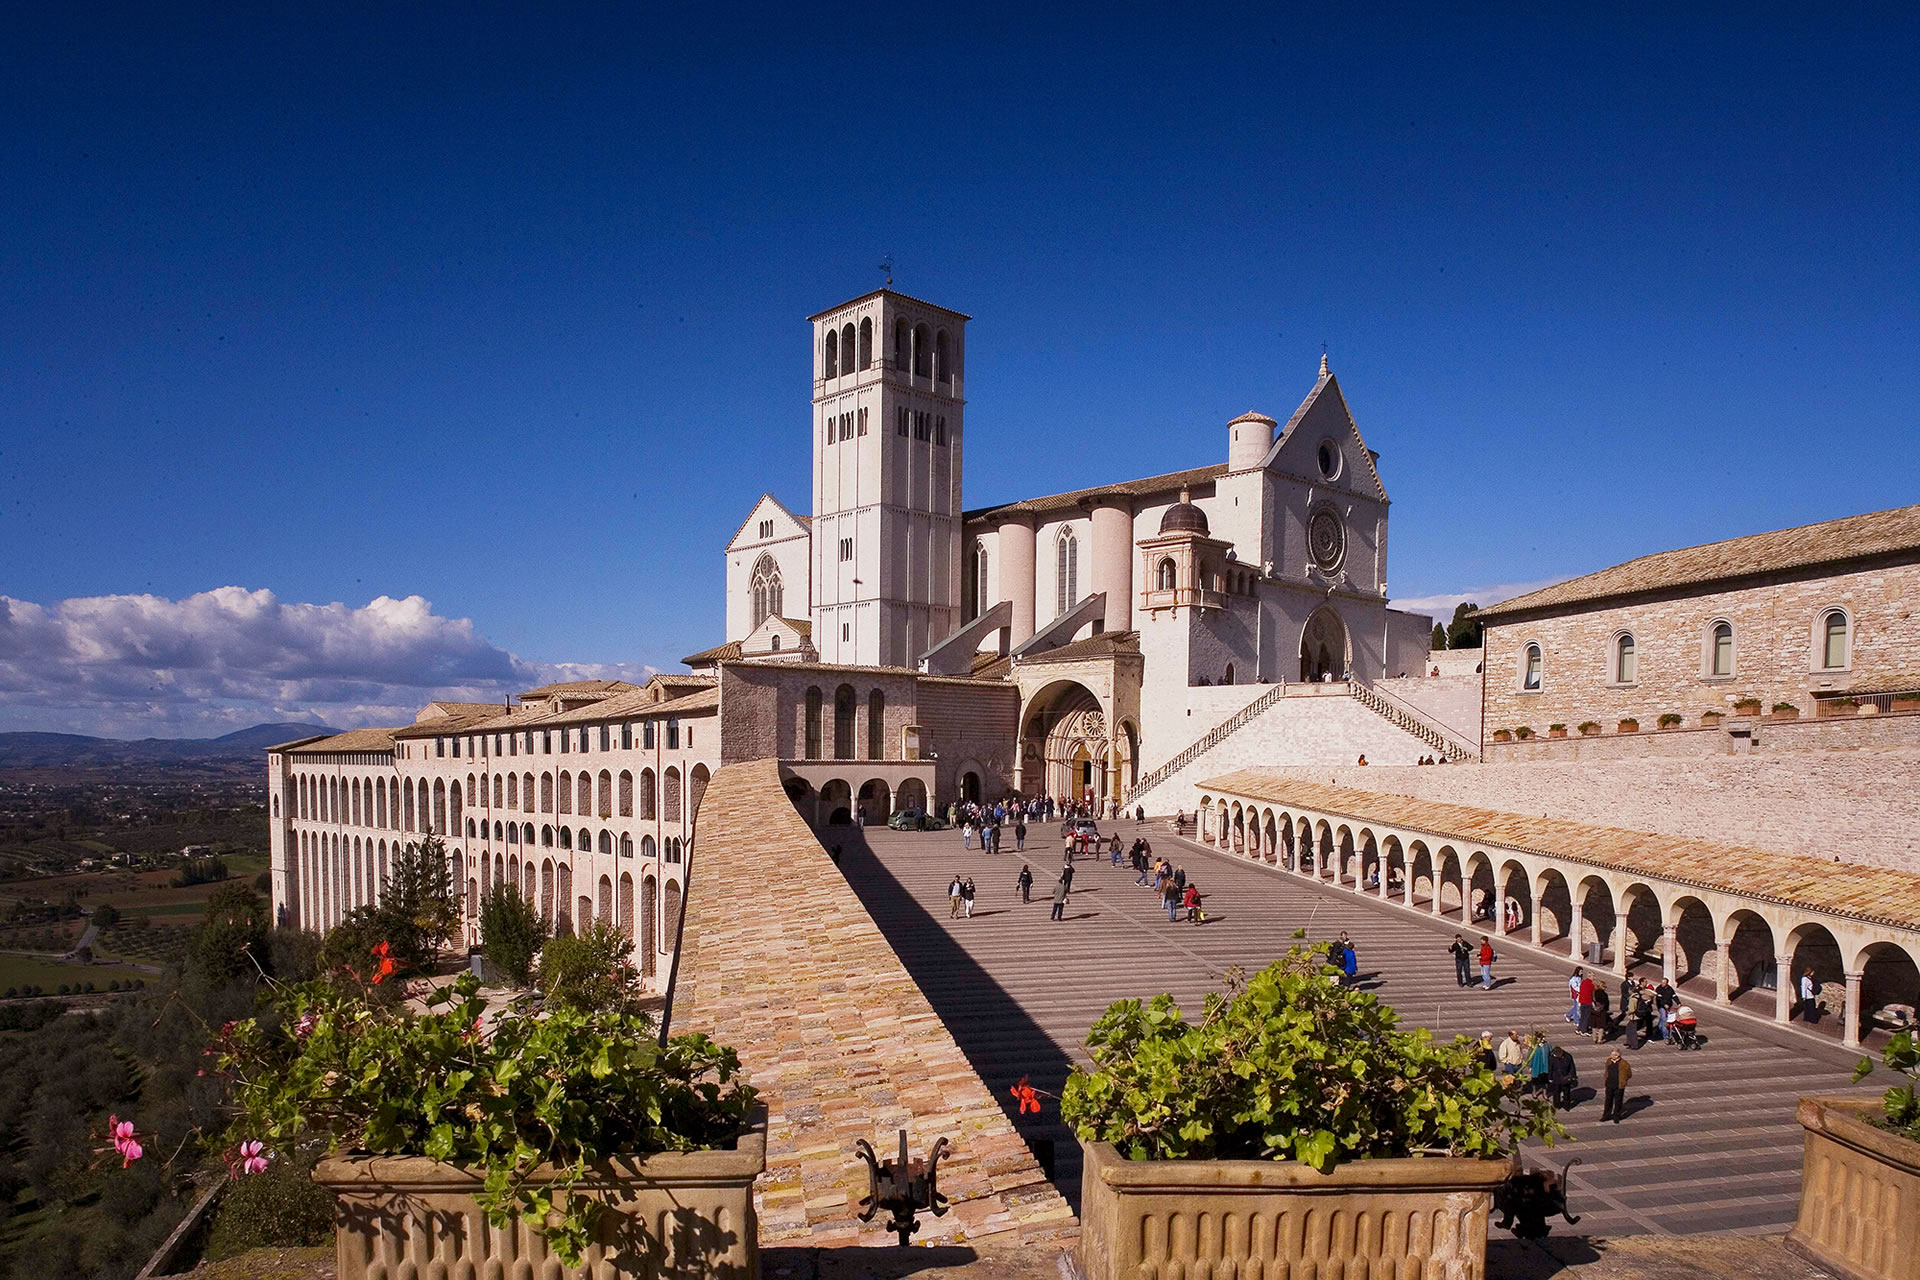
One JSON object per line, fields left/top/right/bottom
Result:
{"left": 313, "top": 1112, "right": 766, "bottom": 1280}
{"left": 1547, "top": 727, "right": 1567, "bottom": 739}
{"left": 1616, "top": 720, "right": 1640, "bottom": 734}
{"left": 1788, "top": 1097, "right": 1919, "bottom": 1280}
{"left": 1893, "top": 697, "right": 1920, "bottom": 714}
{"left": 1700, "top": 713, "right": 1723, "bottom": 728}
{"left": 1733, "top": 704, "right": 1763, "bottom": 719}
{"left": 1490, "top": 731, "right": 1512, "bottom": 743}
{"left": 1079, "top": 1139, "right": 1517, "bottom": 1280}
{"left": 1773, "top": 707, "right": 1801, "bottom": 721}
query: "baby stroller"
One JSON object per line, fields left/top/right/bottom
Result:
{"left": 1668, "top": 1005, "right": 1701, "bottom": 1050}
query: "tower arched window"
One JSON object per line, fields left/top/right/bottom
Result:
{"left": 1156, "top": 557, "right": 1177, "bottom": 591}
{"left": 1821, "top": 610, "right": 1850, "bottom": 669}
{"left": 833, "top": 684, "right": 856, "bottom": 760}
{"left": 751, "top": 554, "right": 783, "bottom": 629}
{"left": 935, "top": 329, "right": 951, "bottom": 383}
{"left": 823, "top": 329, "right": 838, "bottom": 379}
{"left": 867, "top": 689, "right": 886, "bottom": 760}
{"left": 893, "top": 318, "right": 908, "bottom": 370}
{"left": 858, "top": 317, "right": 873, "bottom": 369}
{"left": 841, "top": 323, "right": 857, "bottom": 371}
{"left": 912, "top": 323, "right": 931, "bottom": 377}
{"left": 1522, "top": 643, "right": 1542, "bottom": 691}
{"left": 1056, "top": 531, "right": 1079, "bottom": 617}
{"left": 804, "top": 687, "right": 823, "bottom": 759}
{"left": 1613, "top": 633, "right": 1637, "bottom": 684}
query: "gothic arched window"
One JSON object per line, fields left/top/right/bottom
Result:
{"left": 858, "top": 317, "right": 873, "bottom": 369}
{"left": 823, "top": 329, "right": 838, "bottom": 378}
{"left": 971, "top": 543, "right": 990, "bottom": 618}
{"left": 751, "top": 554, "right": 783, "bottom": 629}
{"left": 1156, "top": 557, "right": 1176, "bottom": 591}
{"left": 1056, "top": 531, "right": 1079, "bottom": 618}
{"left": 841, "top": 323, "right": 857, "bottom": 371}
{"left": 804, "top": 687, "right": 823, "bottom": 759}
{"left": 867, "top": 689, "right": 886, "bottom": 760}
{"left": 833, "top": 684, "right": 856, "bottom": 760}
{"left": 912, "top": 323, "right": 932, "bottom": 377}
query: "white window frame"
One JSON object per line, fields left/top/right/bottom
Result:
{"left": 1608, "top": 630, "right": 1639, "bottom": 687}
{"left": 1814, "top": 607, "right": 1852, "bottom": 672}
{"left": 1518, "top": 641, "right": 1544, "bottom": 693}
{"left": 1702, "top": 619, "right": 1736, "bottom": 680}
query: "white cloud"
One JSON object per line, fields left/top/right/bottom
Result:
{"left": 1390, "top": 577, "right": 1574, "bottom": 624}
{"left": 0, "top": 589, "right": 656, "bottom": 738}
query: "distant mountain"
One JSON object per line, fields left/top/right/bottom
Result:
{"left": 0, "top": 723, "right": 340, "bottom": 770}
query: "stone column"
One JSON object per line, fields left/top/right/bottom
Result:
{"left": 1529, "top": 903, "right": 1543, "bottom": 948}
{"left": 1661, "top": 924, "right": 1679, "bottom": 982}
{"left": 1612, "top": 924, "right": 1629, "bottom": 978}
{"left": 997, "top": 515, "right": 1037, "bottom": 647}
{"left": 1430, "top": 867, "right": 1444, "bottom": 916}
{"left": 1776, "top": 954, "right": 1794, "bottom": 1024}
{"left": 1377, "top": 856, "right": 1390, "bottom": 902}
{"left": 1714, "top": 942, "right": 1733, "bottom": 1005}
{"left": 1843, "top": 972, "right": 1864, "bottom": 1049}
{"left": 1494, "top": 884, "right": 1507, "bottom": 939}
{"left": 1568, "top": 904, "right": 1584, "bottom": 962}
{"left": 1089, "top": 500, "right": 1134, "bottom": 633}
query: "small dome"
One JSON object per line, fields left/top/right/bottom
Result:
{"left": 1159, "top": 488, "right": 1209, "bottom": 535}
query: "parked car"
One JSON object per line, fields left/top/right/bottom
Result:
{"left": 888, "top": 809, "right": 946, "bottom": 832}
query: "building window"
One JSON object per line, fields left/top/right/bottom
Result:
{"left": 758, "top": 519, "right": 773, "bottom": 539}
{"left": 1821, "top": 610, "right": 1850, "bottom": 669}
{"left": 1156, "top": 557, "right": 1176, "bottom": 591}
{"left": 1056, "top": 532, "right": 1079, "bottom": 617}
{"left": 643, "top": 721, "right": 654, "bottom": 749}
{"left": 858, "top": 317, "right": 873, "bottom": 369}
{"left": 1710, "top": 622, "right": 1734, "bottom": 677}
{"left": 666, "top": 718, "right": 679, "bottom": 751}
{"left": 839, "top": 537, "right": 853, "bottom": 562}
{"left": 833, "top": 685, "right": 856, "bottom": 760}
{"left": 621, "top": 723, "right": 632, "bottom": 750}
{"left": 1522, "top": 643, "right": 1543, "bottom": 691}
{"left": 804, "top": 688, "right": 822, "bottom": 758}
{"left": 867, "top": 689, "right": 885, "bottom": 759}
{"left": 841, "top": 622, "right": 850, "bottom": 642}
{"left": 971, "top": 543, "right": 990, "bottom": 618}
{"left": 935, "top": 415, "right": 946, "bottom": 445}
{"left": 1613, "top": 633, "right": 1637, "bottom": 684}
{"left": 824, "top": 329, "right": 838, "bottom": 378}
{"left": 751, "top": 554, "right": 783, "bottom": 628}
{"left": 857, "top": 407, "right": 868, "bottom": 436}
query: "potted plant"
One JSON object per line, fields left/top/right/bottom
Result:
{"left": 1658, "top": 713, "right": 1683, "bottom": 729}
{"left": 1893, "top": 694, "right": 1920, "bottom": 714}
{"left": 1617, "top": 717, "right": 1640, "bottom": 733}
{"left": 1063, "top": 945, "right": 1561, "bottom": 1280}
{"left": 1773, "top": 702, "right": 1800, "bottom": 720}
{"left": 1577, "top": 721, "right": 1601, "bottom": 736}
{"left": 1490, "top": 729, "right": 1513, "bottom": 743}
{"left": 1513, "top": 726, "right": 1534, "bottom": 741}
{"left": 1733, "top": 698, "right": 1763, "bottom": 717}
{"left": 214, "top": 944, "right": 762, "bottom": 1279}
{"left": 1701, "top": 710, "right": 1724, "bottom": 727}
{"left": 1789, "top": 1032, "right": 1920, "bottom": 1280}
{"left": 1547, "top": 723, "right": 1567, "bottom": 739}
{"left": 1818, "top": 697, "right": 1860, "bottom": 718}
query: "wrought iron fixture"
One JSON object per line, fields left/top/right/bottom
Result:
{"left": 1495, "top": 1156, "right": 1582, "bottom": 1239}
{"left": 854, "top": 1129, "right": 951, "bottom": 1245}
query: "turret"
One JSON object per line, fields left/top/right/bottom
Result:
{"left": 1227, "top": 409, "right": 1276, "bottom": 473}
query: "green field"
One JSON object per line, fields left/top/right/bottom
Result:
{"left": 0, "top": 952, "right": 150, "bottom": 993}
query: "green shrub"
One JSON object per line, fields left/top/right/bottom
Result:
{"left": 1854, "top": 1029, "right": 1920, "bottom": 1140}
{"left": 204, "top": 1146, "right": 335, "bottom": 1259}
{"left": 1061, "top": 944, "right": 1562, "bottom": 1168}
{"left": 1773, "top": 702, "right": 1798, "bottom": 713}
{"left": 92, "top": 903, "right": 121, "bottom": 929}
{"left": 1513, "top": 726, "right": 1533, "bottom": 740}
{"left": 480, "top": 884, "right": 548, "bottom": 986}
{"left": 538, "top": 921, "right": 641, "bottom": 1014}
{"left": 1658, "top": 713, "right": 1683, "bottom": 727}
{"left": 1548, "top": 723, "right": 1566, "bottom": 732}
{"left": 1578, "top": 721, "right": 1600, "bottom": 733}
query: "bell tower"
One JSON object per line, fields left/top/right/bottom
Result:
{"left": 809, "top": 289, "right": 969, "bottom": 667}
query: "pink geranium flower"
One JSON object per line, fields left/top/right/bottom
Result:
{"left": 238, "top": 1140, "right": 268, "bottom": 1175}
{"left": 107, "top": 1115, "right": 143, "bottom": 1166}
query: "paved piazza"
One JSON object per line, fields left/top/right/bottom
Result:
{"left": 835, "top": 823, "right": 1879, "bottom": 1239}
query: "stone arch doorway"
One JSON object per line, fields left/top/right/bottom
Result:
{"left": 1299, "top": 606, "right": 1350, "bottom": 682}
{"left": 1019, "top": 679, "right": 1118, "bottom": 804}
{"left": 857, "top": 779, "right": 891, "bottom": 824}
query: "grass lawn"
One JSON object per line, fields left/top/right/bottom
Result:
{"left": 0, "top": 952, "right": 150, "bottom": 992}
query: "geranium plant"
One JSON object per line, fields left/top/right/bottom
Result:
{"left": 214, "top": 971, "right": 756, "bottom": 1265}
{"left": 1854, "top": 1029, "right": 1920, "bottom": 1139}
{"left": 1060, "top": 942, "right": 1561, "bottom": 1168}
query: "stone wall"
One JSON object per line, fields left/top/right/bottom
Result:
{"left": 1259, "top": 746, "right": 1920, "bottom": 872}
{"left": 667, "top": 759, "right": 1075, "bottom": 1248}
{"left": 1428, "top": 647, "right": 1484, "bottom": 679}
{"left": 916, "top": 677, "right": 1021, "bottom": 803}
{"left": 1482, "top": 557, "right": 1920, "bottom": 739}
{"left": 1485, "top": 708, "right": 1920, "bottom": 762}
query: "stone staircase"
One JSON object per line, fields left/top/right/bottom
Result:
{"left": 1127, "top": 681, "right": 1462, "bottom": 814}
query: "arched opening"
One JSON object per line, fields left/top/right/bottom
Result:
{"left": 751, "top": 553, "right": 784, "bottom": 630}
{"left": 1620, "top": 883, "right": 1666, "bottom": 976}
{"left": 1299, "top": 606, "right": 1350, "bottom": 682}
{"left": 1437, "top": 847, "right": 1465, "bottom": 918}
{"left": 1614, "top": 633, "right": 1638, "bottom": 683}
{"left": 689, "top": 764, "right": 711, "bottom": 824}
{"left": 1785, "top": 922, "right": 1846, "bottom": 1030}
{"left": 934, "top": 329, "right": 951, "bottom": 383}
{"left": 1669, "top": 896, "right": 1717, "bottom": 985}
{"left": 1535, "top": 869, "right": 1573, "bottom": 947}
{"left": 857, "top": 317, "right": 873, "bottom": 369}
{"left": 1856, "top": 942, "right": 1920, "bottom": 1048}
{"left": 823, "top": 328, "right": 838, "bottom": 378}
{"left": 912, "top": 323, "right": 931, "bottom": 377}
{"left": 960, "top": 771, "right": 981, "bottom": 804}
{"left": 819, "top": 779, "right": 853, "bottom": 826}
{"left": 1156, "top": 557, "right": 1176, "bottom": 590}
{"left": 662, "top": 881, "right": 683, "bottom": 952}
{"left": 640, "top": 876, "right": 658, "bottom": 977}
{"left": 1499, "top": 860, "right": 1532, "bottom": 936}
{"left": 867, "top": 689, "right": 886, "bottom": 760}
{"left": 857, "top": 779, "right": 891, "bottom": 824}
{"left": 1575, "top": 876, "right": 1616, "bottom": 965}
{"left": 1263, "top": 810, "right": 1280, "bottom": 867}
{"left": 664, "top": 767, "right": 682, "bottom": 822}
{"left": 1723, "top": 909, "right": 1776, "bottom": 1003}
{"left": 804, "top": 687, "right": 823, "bottom": 759}
{"left": 597, "top": 875, "right": 613, "bottom": 928}
{"left": 1464, "top": 853, "right": 1496, "bottom": 925}
{"left": 841, "top": 322, "right": 857, "bottom": 375}
{"left": 1821, "top": 609, "right": 1850, "bottom": 670}
{"left": 1055, "top": 532, "right": 1079, "bottom": 618}
{"left": 897, "top": 777, "right": 928, "bottom": 814}
{"left": 617, "top": 873, "right": 634, "bottom": 941}
{"left": 833, "top": 684, "right": 856, "bottom": 760}
{"left": 1408, "top": 841, "right": 1434, "bottom": 909}
{"left": 1018, "top": 679, "right": 1111, "bottom": 803}
{"left": 639, "top": 768, "right": 657, "bottom": 820}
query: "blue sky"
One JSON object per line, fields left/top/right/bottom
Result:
{"left": 2, "top": 5, "right": 1915, "bottom": 735}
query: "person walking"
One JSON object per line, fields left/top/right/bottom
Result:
{"left": 1015, "top": 820, "right": 1026, "bottom": 853}
{"left": 1567, "top": 968, "right": 1584, "bottom": 1024}
{"left": 1577, "top": 971, "right": 1596, "bottom": 1038}
{"left": 1653, "top": 978, "right": 1677, "bottom": 1040}
{"left": 1050, "top": 872, "right": 1070, "bottom": 921}
{"left": 962, "top": 822, "right": 974, "bottom": 851}
{"left": 1496, "top": 1030, "right": 1525, "bottom": 1081}
{"left": 1183, "top": 882, "right": 1202, "bottom": 924}
{"left": 1798, "top": 970, "right": 1818, "bottom": 1024}
{"left": 1478, "top": 935, "right": 1496, "bottom": 990}
{"left": 961, "top": 877, "right": 976, "bottom": 918}
{"left": 1017, "top": 864, "right": 1033, "bottom": 903}
{"left": 948, "top": 875, "right": 964, "bottom": 919}
{"left": 1341, "top": 940, "right": 1359, "bottom": 984}
{"left": 1450, "top": 935, "right": 1473, "bottom": 987}
{"left": 1547, "top": 1042, "right": 1577, "bottom": 1110}
{"left": 1589, "top": 983, "right": 1611, "bottom": 1043}
{"left": 1162, "top": 876, "right": 1181, "bottom": 923}
{"left": 1059, "top": 860, "right": 1075, "bottom": 890}
{"left": 1601, "top": 1050, "right": 1632, "bottom": 1122}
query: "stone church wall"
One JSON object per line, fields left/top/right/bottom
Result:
{"left": 1483, "top": 556, "right": 1920, "bottom": 741}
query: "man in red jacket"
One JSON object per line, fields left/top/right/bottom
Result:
{"left": 1577, "top": 972, "right": 1596, "bottom": 1035}
{"left": 1478, "top": 936, "right": 1495, "bottom": 989}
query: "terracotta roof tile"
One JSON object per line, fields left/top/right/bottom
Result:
{"left": 964, "top": 464, "right": 1227, "bottom": 522}
{"left": 682, "top": 640, "right": 743, "bottom": 666}
{"left": 1017, "top": 631, "right": 1140, "bottom": 664}
{"left": 1199, "top": 772, "right": 1920, "bottom": 932}
{"left": 1480, "top": 504, "right": 1920, "bottom": 620}
{"left": 284, "top": 727, "right": 402, "bottom": 754}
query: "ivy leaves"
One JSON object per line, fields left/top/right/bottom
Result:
{"left": 1059, "top": 945, "right": 1562, "bottom": 1169}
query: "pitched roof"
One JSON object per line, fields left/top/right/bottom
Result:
{"left": 724, "top": 493, "right": 812, "bottom": 551}
{"left": 964, "top": 463, "right": 1227, "bottom": 523}
{"left": 1267, "top": 370, "right": 1387, "bottom": 502}
{"left": 774, "top": 616, "right": 813, "bottom": 637}
{"left": 286, "top": 727, "right": 401, "bottom": 754}
{"left": 518, "top": 680, "right": 638, "bottom": 698}
{"left": 1479, "top": 503, "right": 1920, "bottom": 621}
{"left": 1015, "top": 631, "right": 1140, "bottom": 664}
{"left": 1198, "top": 772, "right": 1920, "bottom": 932}
{"left": 682, "top": 639, "right": 743, "bottom": 666}
{"left": 806, "top": 286, "right": 971, "bottom": 322}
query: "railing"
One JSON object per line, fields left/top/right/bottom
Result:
{"left": 1349, "top": 681, "right": 1479, "bottom": 761}
{"left": 1127, "top": 684, "right": 1292, "bottom": 803}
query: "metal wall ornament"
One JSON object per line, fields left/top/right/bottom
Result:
{"left": 854, "top": 1130, "right": 952, "bottom": 1246}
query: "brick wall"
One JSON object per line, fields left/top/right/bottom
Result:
{"left": 668, "top": 759, "right": 1075, "bottom": 1247}
{"left": 916, "top": 679, "right": 1020, "bottom": 802}
{"left": 1485, "top": 708, "right": 1920, "bottom": 762}
{"left": 1483, "top": 557, "right": 1920, "bottom": 739}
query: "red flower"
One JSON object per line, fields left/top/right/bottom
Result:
{"left": 370, "top": 941, "right": 395, "bottom": 985}
{"left": 1010, "top": 1077, "right": 1042, "bottom": 1116}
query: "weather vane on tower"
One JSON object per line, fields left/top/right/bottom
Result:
{"left": 879, "top": 256, "right": 894, "bottom": 288}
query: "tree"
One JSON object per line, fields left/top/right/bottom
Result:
{"left": 480, "top": 884, "right": 547, "bottom": 986}
{"left": 190, "top": 882, "right": 270, "bottom": 982}
{"left": 1430, "top": 623, "right": 1447, "bottom": 651}
{"left": 92, "top": 903, "right": 121, "bottom": 929}
{"left": 1444, "top": 602, "right": 1482, "bottom": 651}
{"left": 377, "top": 834, "right": 461, "bottom": 971}
{"left": 538, "top": 921, "right": 642, "bottom": 1014}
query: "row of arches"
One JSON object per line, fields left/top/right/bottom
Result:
{"left": 821, "top": 317, "right": 958, "bottom": 384}
{"left": 293, "top": 772, "right": 460, "bottom": 837}
{"left": 293, "top": 765, "right": 711, "bottom": 829}
{"left": 452, "top": 819, "right": 685, "bottom": 862}
{"left": 802, "top": 685, "right": 889, "bottom": 761}
{"left": 1195, "top": 792, "right": 1920, "bottom": 1049}
{"left": 785, "top": 775, "right": 930, "bottom": 826}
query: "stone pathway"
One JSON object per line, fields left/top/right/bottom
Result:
{"left": 837, "top": 823, "right": 1879, "bottom": 1238}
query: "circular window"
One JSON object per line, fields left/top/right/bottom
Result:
{"left": 1316, "top": 439, "right": 1341, "bottom": 480}
{"left": 1308, "top": 509, "right": 1345, "bottom": 572}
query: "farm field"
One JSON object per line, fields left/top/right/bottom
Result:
{"left": 0, "top": 952, "right": 150, "bottom": 993}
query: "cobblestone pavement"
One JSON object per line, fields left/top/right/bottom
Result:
{"left": 837, "top": 822, "right": 1880, "bottom": 1238}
